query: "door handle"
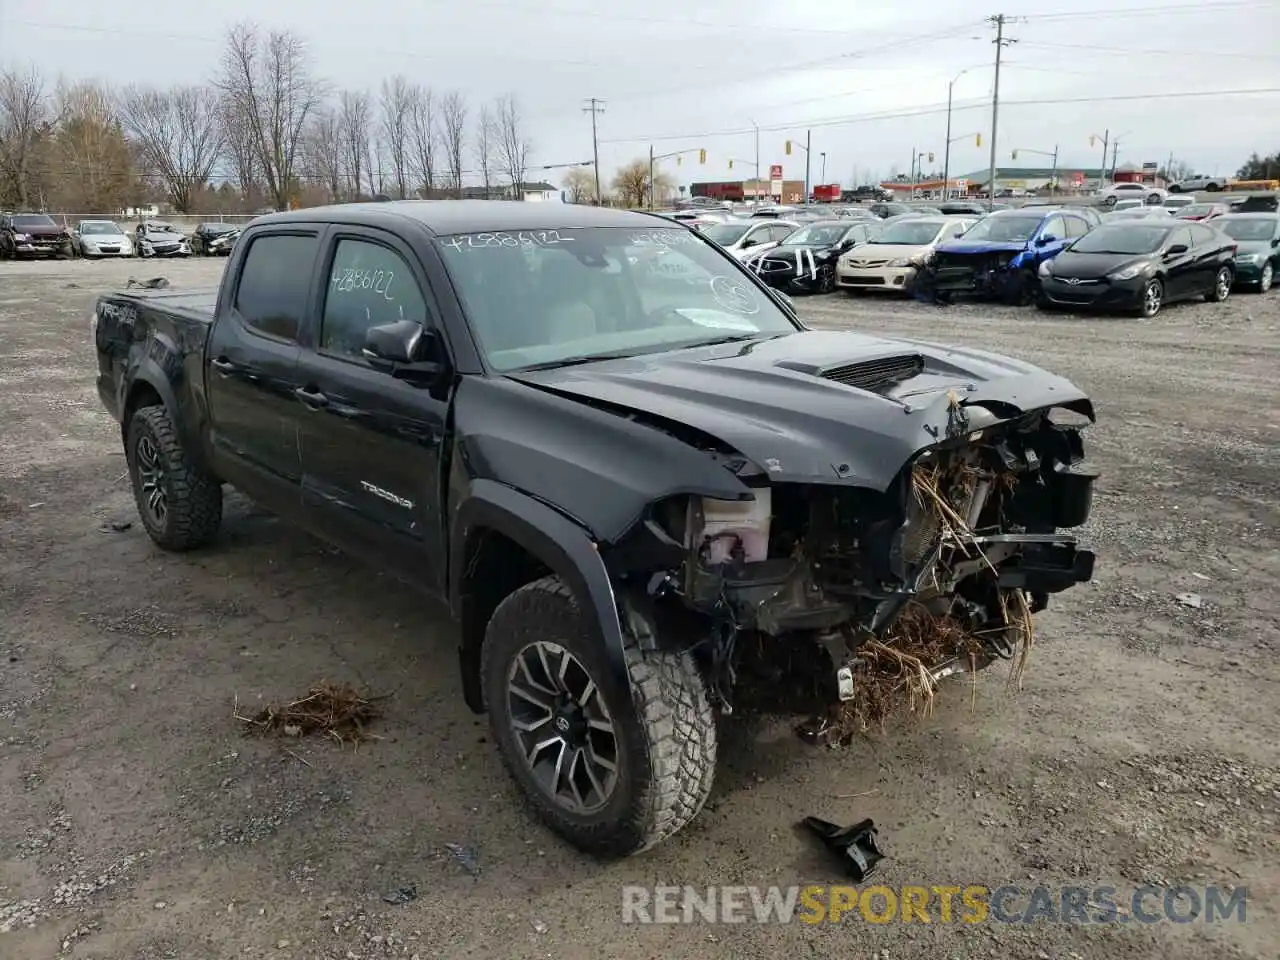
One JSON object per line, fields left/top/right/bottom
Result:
{"left": 294, "top": 386, "right": 329, "bottom": 408}
{"left": 211, "top": 356, "right": 237, "bottom": 374}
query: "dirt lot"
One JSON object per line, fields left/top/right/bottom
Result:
{"left": 1, "top": 255, "right": 1277, "bottom": 960}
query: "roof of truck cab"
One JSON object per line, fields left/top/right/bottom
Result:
{"left": 250, "top": 200, "right": 672, "bottom": 235}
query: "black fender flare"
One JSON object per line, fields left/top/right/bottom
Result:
{"left": 120, "top": 361, "right": 210, "bottom": 472}
{"left": 449, "top": 479, "right": 627, "bottom": 713}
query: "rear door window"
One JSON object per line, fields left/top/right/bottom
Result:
{"left": 234, "top": 233, "right": 320, "bottom": 342}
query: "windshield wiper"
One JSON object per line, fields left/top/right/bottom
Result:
{"left": 512, "top": 350, "right": 644, "bottom": 372}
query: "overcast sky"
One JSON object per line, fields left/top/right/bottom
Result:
{"left": 2, "top": 0, "right": 1277, "bottom": 190}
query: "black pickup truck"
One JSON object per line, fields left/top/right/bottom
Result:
{"left": 92, "top": 201, "right": 1098, "bottom": 858}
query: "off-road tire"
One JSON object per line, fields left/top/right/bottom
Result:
{"left": 1205, "top": 266, "right": 1232, "bottom": 303}
{"left": 126, "top": 405, "right": 223, "bottom": 551}
{"left": 482, "top": 575, "right": 717, "bottom": 859}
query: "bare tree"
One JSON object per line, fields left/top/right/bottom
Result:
{"left": 216, "top": 22, "right": 323, "bottom": 211}
{"left": 406, "top": 85, "right": 436, "bottom": 197}
{"left": 219, "top": 97, "right": 259, "bottom": 202}
{"left": 438, "top": 91, "right": 466, "bottom": 197}
{"left": 0, "top": 66, "right": 50, "bottom": 207}
{"left": 494, "top": 94, "right": 530, "bottom": 200}
{"left": 50, "top": 80, "right": 135, "bottom": 212}
{"left": 474, "top": 104, "right": 496, "bottom": 198}
{"left": 379, "top": 76, "right": 413, "bottom": 199}
{"left": 612, "top": 159, "right": 669, "bottom": 208}
{"left": 304, "top": 107, "right": 344, "bottom": 201}
{"left": 562, "top": 167, "right": 595, "bottom": 204}
{"left": 118, "top": 85, "right": 222, "bottom": 213}
{"left": 337, "top": 89, "right": 371, "bottom": 200}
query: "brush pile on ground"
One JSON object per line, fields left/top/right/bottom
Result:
{"left": 235, "top": 681, "right": 387, "bottom": 744}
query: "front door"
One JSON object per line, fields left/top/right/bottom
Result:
{"left": 294, "top": 229, "right": 451, "bottom": 590}
{"left": 205, "top": 229, "right": 322, "bottom": 519}
{"left": 1162, "top": 226, "right": 1197, "bottom": 299}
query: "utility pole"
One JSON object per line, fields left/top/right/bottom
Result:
{"left": 804, "top": 129, "right": 812, "bottom": 205}
{"left": 583, "top": 98, "right": 605, "bottom": 204}
{"left": 986, "top": 14, "right": 1016, "bottom": 210}
{"left": 1110, "top": 139, "right": 1120, "bottom": 181}
{"left": 1092, "top": 129, "right": 1110, "bottom": 188}
{"left": 752, "top": 120, "right": 760, "bottom": 193}
{"left": 648, "top": 144, "right": 655, "bottom": 210}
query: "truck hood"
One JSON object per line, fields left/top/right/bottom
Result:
{"left": 508, "top": 329, "right": 1093, "bottom": 490}
{"left": 936, "top": 239, "right": 1029, "bottom": 256}
{"left": 14, "top": 223, "right": 64, "bottom": 237}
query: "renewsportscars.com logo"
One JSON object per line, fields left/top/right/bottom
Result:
{"left": 621, "top": 884, "right": 1248, "bottom": 925}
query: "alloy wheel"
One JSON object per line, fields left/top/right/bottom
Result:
{"left": 1144, "top": 280, "right": 1162, "bottom": 317}
{"left": 1215, "top": 268, "right": 1231, "bottom": 301}
{"left": 1260, "top": 263, "right": 1273, "bottom": 293}
{"left": 505, "top": 640, "right": 620, "bottom": 814}
{"left": 135, "top": 434, "right": 168, "bottom": 526}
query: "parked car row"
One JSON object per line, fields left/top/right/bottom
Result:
{"left": 686, "top": 197, "right": 1279, "bottom": 317}
{"left": 0, "top": 214, "right": 244, "bottom": 260}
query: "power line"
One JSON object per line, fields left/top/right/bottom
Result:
{"left": 1024, "top": 0, "right": 1269, "bottom": 21}
{"left": 1016, "top": 39, "right": 1278, "bottom": 62}
{"left": 598, "top": 87, "right": 1280, "bottom": 144}
{"left": 599, "top": 20, "right": 988, "bottom": 104}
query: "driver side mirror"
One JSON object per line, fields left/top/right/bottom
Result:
{"left": 1165, "top": 243, "right": 1189, "bottom": 256}
{"left": 1036, "top": 234, "right": 1057, "bottom": 246}
{"left": 741, "top": 235, "right": 759, "bottom": 248}
{"left": 363, "top": 320, "right": 446, "bottom": 385}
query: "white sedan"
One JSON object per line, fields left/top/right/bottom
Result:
{"left": 74, "top": 220, "right": 134, "bottom": 258}
{"left": 1100, "top": 182, "right": 1166, "bottom": 206}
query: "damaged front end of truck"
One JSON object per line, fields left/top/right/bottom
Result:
{"left": 594, "top": 364, "right": 1097, "bottom": 743}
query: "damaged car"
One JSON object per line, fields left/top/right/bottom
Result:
{"left": 92, "top": 201, "right": 1098, "bottom": 859}
{"left": 134, "top": 220, "right": 192, "bottom": 258}
{"left": 744, "top": 220, "right": 878, "bottom": 294}
{"left": 926, "top": 208, "right": 1095, "bottom": 304}
{"left": 190, "top": 221, "right": 243, "bottom": 256}
{"left": 1, "top": 212, "right": 75, "bottom": 259}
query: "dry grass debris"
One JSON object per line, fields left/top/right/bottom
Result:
{"left": 234, "top": 681, "right": 388, "bottom": 745}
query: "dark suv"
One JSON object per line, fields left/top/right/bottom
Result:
{"left": 0, "top": 213, "right": 73, "bottom": 259}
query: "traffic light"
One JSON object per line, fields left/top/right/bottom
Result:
{"left": 676, "top": 155, "right": 682, "bottom": 166}
{"left": 1089, "top": 135, "right": 1096, "bottom": 147}
{"left": 785, "top": 140, "right": 792, "bottom": 155}
{"left": 699, "top": 148, "right": 706, "bottom": 164}
{"left": 728, "top": 159, "right": 734, "bottom": 169}
{"left": 927, "top": 152, "right": 935, "bottom": 163}
{"left": 1011, "top": 149, "right": 1018, "bottom": 160}
{"left": 975, "top": 133, "right": 981, "bottom": 147}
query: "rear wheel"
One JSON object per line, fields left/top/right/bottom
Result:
{"left": 482, "top": 576, "right": 717, "bottom": 858}
{"left": 1205, "top": 266, "right": 1232, "bottom": 302}
{"left": 126, "top": 405, "right": 223, "bottom": 551}
{"left": 1138, "top": 277, "right": 1164, "bottom": 318}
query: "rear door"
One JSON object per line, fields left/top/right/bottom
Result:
{"left": 293, "top": 227, "right": 451, "bottom": 589}
{"left": 205, "top": 229, "right": 320, "bottom": 519}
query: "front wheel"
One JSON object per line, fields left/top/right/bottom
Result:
{"left": 1138, "top": 277, "right": 1164, "bottom": 318}
{"left": 482, "top": 576, "right": 717, "bottom": 859}
{"left": 1205, "top": 266, "right": 1232, "bottom": 302}
{"left": 126, "top": 405, "right": 223, "bottom": 551}
{"left": 1258, "top": 262, "right": 1274, "bottom": 293}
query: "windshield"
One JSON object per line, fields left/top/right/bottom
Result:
{"left": 956, "top": 215, "right": 1042, "bottom": 243}
{"left": 435, "top": 226, "right": 797, "bottom": 373}
{"left": 79, "top": 221, "right": 121, "bottom": 235}
{"left": 702, "top": 222, "right": 752, "bottom": 245}
{"left": 13, "top": 214, "right": 56, "bottom": 227}
{"left": 1218, "top": 218, "right": 1276, "bottom": 241}
{"left": 148, "top": 223, "right": 179, "bottom": 233}
{"left": 779, "top": 224, "right": 845, "bottom": 247}
{"left": 875, "top": 220, "right": 946, "bottom": 245}
{"left": 1069, "top": 223, "right": 1170, "bottom": 255}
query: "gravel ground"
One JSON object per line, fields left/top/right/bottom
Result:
{"left": 1, "top": 255, "right": 1277, "bottom": 960}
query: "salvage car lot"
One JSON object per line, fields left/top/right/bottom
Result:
{"left": 1, "top": 256, "right": 1278, "bottom": 959}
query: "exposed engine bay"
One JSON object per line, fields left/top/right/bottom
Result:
{"left": 613, "top": 398, "right": 1097, "bottom": 742}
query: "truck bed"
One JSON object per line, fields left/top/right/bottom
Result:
{"left": 104, "top": 287, "right": 218, "bottom": 325}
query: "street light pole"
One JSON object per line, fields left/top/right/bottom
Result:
{"left": 648, "top": 144, "right": 655, "bottom": 210}
{"left": 804, "top": 129, "right": 812, "bottom": 205}
{"left": 820, "top": 151, "right": 826, "bottom": 183}
{"left": 942, "top": 67, "right": 970, "bottom": 201}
